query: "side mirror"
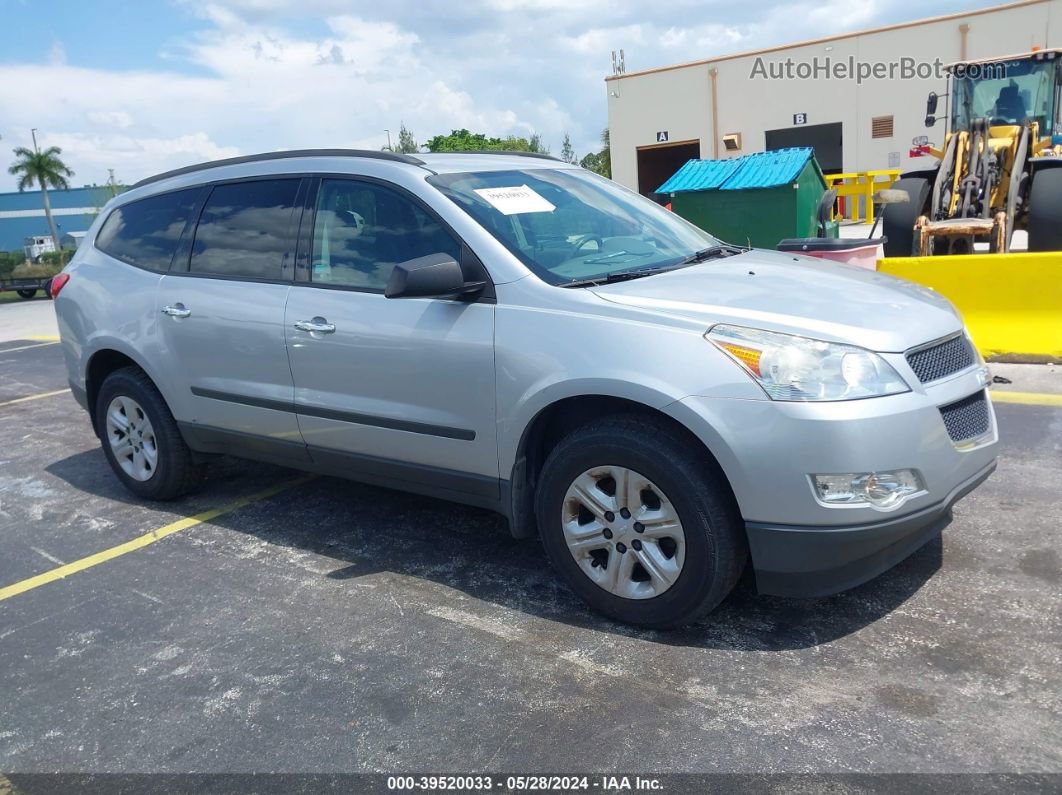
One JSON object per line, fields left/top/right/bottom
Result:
{"left": 816, "top": 188, "right": 839, "bottom": 235}
{"left": 385, "top": 252, "right": 485, "bottom": 299}
{"left": 925, "top": 91, "right": 940, "bottom": 127}
{"left": 926, "top": 91, "right": 939, "bottom": 116}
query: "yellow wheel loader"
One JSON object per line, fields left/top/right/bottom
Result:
{"left": 883, "top": 49, "right": 1062, "bottom": 256}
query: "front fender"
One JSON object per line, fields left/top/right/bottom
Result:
{"left": 498, "top": 376, "right": 684, "bottom": 477}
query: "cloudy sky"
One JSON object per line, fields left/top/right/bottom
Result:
{"left": 0, "top": 0, "right": 999, "bottom": 191}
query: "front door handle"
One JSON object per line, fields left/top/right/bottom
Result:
{"left": 161, "top": 303, "right": 191, "bottom": 318}
{"left": 293, "top": 317, "right": 336, "bottom": 334}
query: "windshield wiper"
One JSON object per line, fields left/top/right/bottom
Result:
{"left": 560, "top": 244, "right": 750, "bottom": 288}
{"left": 561, "top": 266, "right": 679, "bottom": 289}
{"left": 681, "top": 244, "right": 747, "bottom": 264}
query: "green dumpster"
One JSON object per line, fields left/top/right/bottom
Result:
{"left": 657, "top": 147, "right": 836, "bottom": 249}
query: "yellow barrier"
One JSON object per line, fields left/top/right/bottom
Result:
{"left": 825, "top": 169, "right": 900, "bottom": 226}
{"left": 878, "top": 252, "right": 1062, "bottom": 362}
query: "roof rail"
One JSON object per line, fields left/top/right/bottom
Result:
{"left": 130, "top": 148, "right": 425, "bottom": 190}
{"left": 430, "top": 150, "right": 562, "bottom": 161}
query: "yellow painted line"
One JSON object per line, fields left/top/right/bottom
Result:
{"left": 28, "top": 335, "right": 60, "bottom": 341}
{"left": 991, "top": 390, "right": 1062, "bottom": 407}
{"left": 0, "top": 475, "right": 315, "bottom": 602}
{"left": 0, "top": 341, "right": 58, "bottom": 354}
{"left": 0, "top": 387, "right": 71, "bottom": 407}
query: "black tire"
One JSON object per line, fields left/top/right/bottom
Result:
{"left": 16, "top": 289, "right": 37, "bottom": 299}
{"left": 535, "top": 414, "right": 746, "bottom": 629}
{"left": 95, "top": 366, "right": 202, "bottom": 500}
{"left": 1027, "top": 168, "right": 1062, "bottom": 252}
{"left": 882, "top": 177, "right": 931, "bottom": 257}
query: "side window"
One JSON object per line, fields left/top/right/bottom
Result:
{"left": 189, "top": 179, "right": 300, "bottom": 280}
{"left": 310, "top": 179, "right": 462, "bottom": 291}
{"left": 95, "top": 188, "right": 199, "bottom": 271}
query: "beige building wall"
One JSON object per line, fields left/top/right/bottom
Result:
{"left": 607, "top": 0, "right": 1062, "bottom": 192}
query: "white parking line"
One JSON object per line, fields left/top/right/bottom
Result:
{"left": 0, "top": 341, "right": 59, "bottom": 355}
{"left": 0, "top": 388, "right": 71, "bottom": 408}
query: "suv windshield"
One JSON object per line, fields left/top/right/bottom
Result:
{"left": 950, "top": 57, "right": 1060, "bottom": 133}
{"left": 428, "top": 168, "right": 723, "bottom": 285}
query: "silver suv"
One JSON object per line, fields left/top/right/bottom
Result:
{"left": 54, "top": 150, "right": 997, "bottom": 628}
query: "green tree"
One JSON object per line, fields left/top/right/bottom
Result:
{"left": 579, "top": 128, "right": 611, "bottom": 178}
{"left": 8, "top": 145, "right": 74, "bottom": 253}
{"left": 560, "top": 133, "right": 577, "bottom": 164}
{"left": 424, "top": 128, "right": 550, "bottom": 154}
{"left": 527, "top": 132, "right": 549, "bottom": 154}
{"left": 425, "top": 129, "right": 498, "bottom": 152}
{"left": 395, "top": 123, "right": 419, "bottom": 154}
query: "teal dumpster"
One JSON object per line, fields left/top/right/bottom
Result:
{"left": 657, "top": 147, "right": 836, "bottom": 249}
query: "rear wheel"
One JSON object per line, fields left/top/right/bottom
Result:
{"left": 95, "top": 366, "right": 202, "bottom": 500}
{"left": 535, "top": 414, "right": 746, "bottom": 629}
{"left": 1027, "top": 169, "right": 1062, "bottom": 252}
{"left": 16, "top": 289, "right": 36, "bottom": 299}
{"left": 882, "top": 177, "right": 931, "bottom": 257}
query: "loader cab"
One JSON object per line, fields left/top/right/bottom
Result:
{"left": 947, "top": 52, "right": 1061, "bottom": 137}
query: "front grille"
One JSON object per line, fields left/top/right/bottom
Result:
{"left": 906, "top": 335, "right": 975, "bottom": 383}
{"left": 939, "top": 391, "right": 990, "bottom": 443}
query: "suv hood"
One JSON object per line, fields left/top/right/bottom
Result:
{"left": 589, "top": 249, "right": 961, "bottom": 353}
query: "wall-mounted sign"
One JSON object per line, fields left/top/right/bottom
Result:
{"left": 793, "top": 113, "right": 807, "bottom": 125}
{"left": 656, "top": 131, "right": 669, "bottom": 143}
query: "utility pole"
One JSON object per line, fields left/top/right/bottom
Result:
{"left": 31, "top": 128, "right": 39, "bottom": 152}
{"left": 384, "top": 129, "right": 392, "bottom": 152}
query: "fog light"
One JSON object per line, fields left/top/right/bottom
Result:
{"left": 812, "top": 469, "right": 924, "bottom": 509}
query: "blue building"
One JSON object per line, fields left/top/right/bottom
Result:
{"left": 0, "top": 186, "right": 119, "bottom": 253}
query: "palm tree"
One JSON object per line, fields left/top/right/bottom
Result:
{"left": 9, "top": 145, "right": 74, "bottom": 253}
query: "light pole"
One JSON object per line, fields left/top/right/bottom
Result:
{"left": 31, "top": 128, "right": 39, "bottom": 152}
{"left": 384, "top": 129, "right": 392, "bottom": 151}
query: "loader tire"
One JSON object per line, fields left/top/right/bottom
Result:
{"left": 1027, "top": 169, "right": 1062, "bottom": 252}
{"left": 882, "top": 178, "right": 931, "bottom": 257}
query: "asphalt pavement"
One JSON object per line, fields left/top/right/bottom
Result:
{"left": 0, "top": 300, "right": 1059, "bottom": 783}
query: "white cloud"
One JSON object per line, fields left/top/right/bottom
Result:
{"left": 43, "top": 131, "right": 240, "bottom": 177}
{"left": 86, "top": 110, "right": 135, "bottom": 130}
{"left": 0, "top": 0, "right": 1003, "bottom": 189}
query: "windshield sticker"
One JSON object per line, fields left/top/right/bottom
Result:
{"left": 473, "top": 185, "right": 556, "bottom": 215}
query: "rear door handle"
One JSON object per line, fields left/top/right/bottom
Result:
{"left": 293, "top": 317, "right": 336, "bottom": 334}
{"left": 161, "top": 304, "right": 191, "bottom": 318}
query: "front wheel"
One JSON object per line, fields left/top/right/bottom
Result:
{"left": 535, "top": 415, "right": 746, "bottom": 629}
{"left": 16, "top": 289, "right": 37, "bottom": 299}
{"left": 95, "top": 366, "right": 202, "bottom": 500}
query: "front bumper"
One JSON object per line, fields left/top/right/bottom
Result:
{"left": 663, "top": 356, "right": 999, "bottom": 596}
{"left": 745, "top": 458, "right": 996, "bottom": 596}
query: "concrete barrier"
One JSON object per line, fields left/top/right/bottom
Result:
{"left": 878, "top": 252, "right": 1062, "bottom": 363}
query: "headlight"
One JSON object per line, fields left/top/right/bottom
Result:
{"left": 706, "top": 324, "right": 909, "bottom": 401}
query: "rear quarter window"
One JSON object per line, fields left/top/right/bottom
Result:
{"left": 95, "top": 188, "right": 200, "bottom": 272}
